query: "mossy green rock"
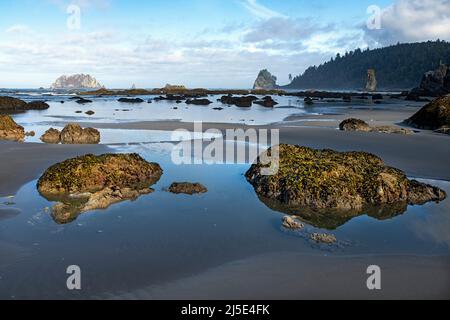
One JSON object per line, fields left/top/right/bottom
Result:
{"left": 405, "top": 95, "right": 450, "bottom": 130}
{"left": 37, "top": 153, "right": 163, "bottom": 223}
{"left": 38, "top": 153, "right": 162, "bottom": 196}
{"left": 246, "top": 144, "right": 446, "bottom": 214}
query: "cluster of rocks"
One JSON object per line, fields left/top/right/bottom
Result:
{"left": 0, "top": 96, "right": 49, "bottom": 111}
{"left": 404, "top": 95, "right": 450, "bottom": 133}
{"left": 185, "top": 98, "right": 212, "bottom": 106}
{"left": 37, "top": 153, "right": 163, "bottom": 224}
{"left": 246, "top": 144, "right": 446, "bottom": 213}
{"left": 339, "top": 118, "right": 413, "bottom": 135}
{"left": 40, "top": 123, "right": 100, "bottom": 144}
{"left": 219, "top": 95, "right": 277, "bottom": 108}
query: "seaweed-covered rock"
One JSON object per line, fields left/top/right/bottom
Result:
{"left": 254, "top": 96, "right": 278, "bottom": 108}
{"left": 27, "top": 101, "right": 50, "bottom": 110}
{"left": 37, "top": 153, "right": 163, "bottom": 223}
{"left": 60, "top": 123, "right": 100, "bottom": 144}
{"left": 246, "top": 144, "right": 446, "bottom": 212}
{"left": 0, "top": 115, "right": 25, "bottom": 141}
{"left": 339, "top": 118, "right": 371, "bottom": 132}
{"left": 0, "top": 96, "right": 28, "bottom": 111}
{"left": 40, "top": 128, "right": 61, "bottom": 144}
{"left": 219, "top": 95, "right": 258, "bottom": 108}
{"left": 168, "top": 182, "right": 207, "bottom": 195}
{"left": 405, "top": 95, "right": 450, "bottom": 130}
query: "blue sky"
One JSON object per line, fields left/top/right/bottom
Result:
{"left": 0, "top": 0, "right": 448, "bottom": 88}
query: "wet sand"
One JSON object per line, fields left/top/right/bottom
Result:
{"left": 0, "top": 141, "right": 109, "bottom": 197}
{"left": 104, "top": 252, "right": 450, "bottom": 300}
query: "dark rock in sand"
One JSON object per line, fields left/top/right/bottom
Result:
{"left": 40, "top": 128, "right": 61, "bottom": 144}
{"left": 60, "top": 123, "right": 100, "bottom": 144}
{"left": 405, "top": 95, "right": 450, "bottom": 130}
{"left": 37, "top": 153, "right": 163, "bottom": 224}
{"left": 0, "top": 96, "right": 28, "bottom": 111}
{"left": 185, "top": 98, "right": 212, "bottom": 106}
{"left": 168, "top": 182, "right": 207, "bottom": 195}
{"left": 339, "top": 118, "right": 371, "bottom": 132}
{"left": 219, "top": 95, "right": 258, "bottom": 108}
{"left": 85, "top": 110, "right": 95, "bottom": 116}
{"left": 118, "top": 98, "right": 144, "bottom": 103}
{"left": 25, "top": 131, "right": 35, "bottom": 137}
{"left": 27, "top": 101, "right": 50, "bottom": 110}
{"left": 254, "top": 96, "right": 278, "bottom": 108}
{"left": 0, "top": 115, "right": 25, "bottom": 141}
{"left": 246, "top": 144, "right": 446, "bottom": 213}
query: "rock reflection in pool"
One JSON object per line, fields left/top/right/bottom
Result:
{"left": 258, "top": 195, "right": 410, "bottom": 230}
{"left": 0, "top": 208, "right": 21, "bottom": 221}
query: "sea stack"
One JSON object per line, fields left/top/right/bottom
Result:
{"left": 366, "top": 69, "right": 377, "bottom": 92}
{"left": 253, "top": 69, "right": 278, "bottom": 90}
{"left": 51, "top": 74, "right": 102, "bottom": 89}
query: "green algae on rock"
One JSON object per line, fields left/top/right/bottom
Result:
{"left": 246, "top": 144, "right": 446, "bottom": 228}
{"left": 37, "top": 153, "right": 163, "bottom": 224}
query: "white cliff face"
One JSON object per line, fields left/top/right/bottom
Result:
{"left": 51, "top": 74, "right": 102, "bottom": 89}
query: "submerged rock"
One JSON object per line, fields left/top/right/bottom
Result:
{"left": 118, "top": 97, "right": 144, "bottom": 103}
{"left": 405, "top": 95, "right": 450, "bottom": 130}
{"left": 40, "top": 128, "right": 61, "bottom": 144}
{"left": 185, "top": 98, "right": 212, "bottom": 106}
{"left": 168, "top": 182, "right": 207, "bottom": 195}
{"left": 37, "top": 153, "right": 163, "bottom": 224}
{"left": 311, "top": 233, "right": 337, "bottom": 244}
{"left": 0, "top": 115, "right": 25, "bottom": 141}
{"left": 246, "top": 144, "right": 446, "bottom": 213}
{"left": 75, "top": 98, "right": 93, "bottom": 104}
{"left": 60, "top": 123, "right": 100, "bottom": 144}
{"left": 219, "top": 95, "right": 258, "bottom": 108}
{"left": 85, "top": 110, "right": 95, "bottom": 115}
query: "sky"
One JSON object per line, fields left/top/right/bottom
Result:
{"left": 0, "top": 0, "right": 449, "bottom": 88}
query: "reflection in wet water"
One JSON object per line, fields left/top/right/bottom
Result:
{"left": 257, "top": 195, "right": 409, "bottom": 230}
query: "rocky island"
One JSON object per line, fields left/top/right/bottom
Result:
{"left": 253, "top": 69, "right": 278, "bottom": 90}
{"left": 51, "top": 74, "right": 102, "bottom": 89}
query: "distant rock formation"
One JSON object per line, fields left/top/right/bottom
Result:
{"left": 365, "top": 69, "right": 377, "bottom": 92}
{"left": 410, "top": 63, "right": 450, "bottom": 97}
{"left": 253, "top": 69, "right": 277, "bottom": 90}
{"left": 51, "top": 74, "right": 102, "bottom": 89}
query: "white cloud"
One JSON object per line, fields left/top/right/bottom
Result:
{"left": 365, "top": 0, "right": 450, "bottom": 45}
{"left": 240, "top": 0, "right": 286, "bottom": 19}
